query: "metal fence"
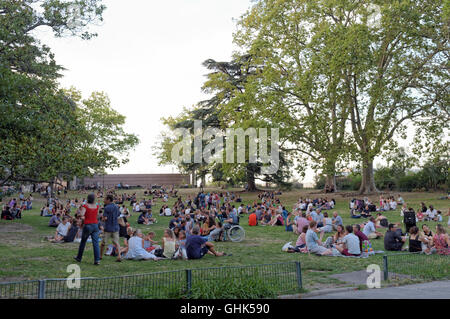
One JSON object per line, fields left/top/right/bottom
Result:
{"left": 0, "top": 262, "right": 302, "bottom": 299}
{"left": 383, "top": 252, "right": 449, "bottom": 281}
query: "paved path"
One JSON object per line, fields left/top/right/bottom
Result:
{"left": 305, "top": 280, "right": 450, "bottom": 299}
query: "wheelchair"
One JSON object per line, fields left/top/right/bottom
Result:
{"left": 222, "top": 216, "right": 246, "bottom": 243}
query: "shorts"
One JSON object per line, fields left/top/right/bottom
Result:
{"left": 200, "top": 246, "right": 209, "bottom": 257}
{"left": 102, "top": 232, "right": 120, "bottom": 246}
{"left": 190, "top": 246, "right": 210, "bottom": 259}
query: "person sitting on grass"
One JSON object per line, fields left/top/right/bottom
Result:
{"left": 137, "top": 211, "right": 151, "bottom": 225}
{"left": 49, "top": 216, "right": 71, "bottom": 243}
{"left": 143, "top": 231, "right": 159, "bottom": 252}
{"left": 208, "top": 222, "right": 224, "bottom": 242}
{"left": 332, "top": 224, "right": 346, "bottom": 246}
{"left": 63, "top": 219, "right": 81, "bottom": 243}
{"left": 408, "top": 226, "right": 428, "bottom": 253}
{"left": 335, "top": 225, "right": 361, "bottom": 257}
{"left": 416, "top": 209, "right": 425, "bottom": 222}
{"left": 174, "top": 230, "right": 188, "bottom": 260}
{"left": 361, "top": 205, "right": 372, "bottom": 218}
{"left": 319, "top": 212, "right": 333, "bottom": 233}
{"left": 384, "top": 224, "right": 406, "bottom": 251}
{"left": 1, "top": 205, "right": 12, "bottom": 220}
{"left": 375, "top": 213, "right": 389, "bottom": 228}
{"left": 48, "top": 213, "right": 61, "bottom": 227}
{"left": 124, "top": 229, "right": 161, "bottom": 261}
{"left": 288, "top": 225, "right": 309, "bottom": 253}
{"left": 363, "top": 217, "right": 383, "bottom": 239}
{"left": 425, "top": 205, "right": 437, "bottom": 221}
{"left": 431, "top": 224, "right": 450, "bottom": 256}
{"left": 161, "top": 229, "right": 177, "bottom": 259}
{"left": 185, "top": 226, "right": 225, "bottom": 259}
{"left": 285, "top": 212, "right": 294, "bottom": 232}
{"left": 248, "top": 211, "right": 258, "bottom": 226}
{"left": 353, "top": 224, "right": 369, "bottom": 253}
{"left": 331, "top": 211, "right": 343, "bottom": 231}
{"left": 305, "top": 221, "right": 333, "bottom": 256}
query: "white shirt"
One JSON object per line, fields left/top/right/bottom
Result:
{"left": 427, "top": 209, "right": 437, "bottom": 218}
{"left": 57, "top": 222, "right": 71, "bottom": 236}
{"left": 164, "top": 207, "right": 172, "bottom": 216}
{"left": 363, "top": 221, "right": 376, "bottom": 236}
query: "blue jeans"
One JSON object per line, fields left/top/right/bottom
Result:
{"left": 76, "top": 223, "right": 100, "bottom": 262}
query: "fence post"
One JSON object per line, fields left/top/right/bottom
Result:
{"left": 38, "top": 280, "right": 46, "bottom": 299}
{"left": 383, "top": 255, "right": 389, "bottom": 281}
{"left": 295, "top": 262, "right": 302, "bottom": 290}
{"left": 186, "top": 269, "right": 192, "bottom": 296}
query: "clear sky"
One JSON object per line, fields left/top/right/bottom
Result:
{"left": 35, "top": 0, "right": 268, "bottom": 175}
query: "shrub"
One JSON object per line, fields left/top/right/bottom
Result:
{"left": 397, "top": 175, "right": 418, "bottom": 192}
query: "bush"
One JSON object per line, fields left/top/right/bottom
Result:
{"left": 397, "top": 175, "right": 418, "bottom": 192}
{"left": 186, "top": 278, "right": 278, "bottom": 299}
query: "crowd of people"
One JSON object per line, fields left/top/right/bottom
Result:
{"left": 2, "top": 186, "right": 449, "bottom": 263}
{"left": 1, "top": 193, "right": 33, "bottom": 220}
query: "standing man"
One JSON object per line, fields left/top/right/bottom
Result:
{"left": 100, "top": 194, "right": 122, "bottom": 262}
{"left": 74, "top": 193, "right": 101, "bottom": 265}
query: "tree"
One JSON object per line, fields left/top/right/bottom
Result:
{"left": 232, "top": 0, "right": 354, "bottom": 192}
{"left": 0, "top": 1, "right": 139, "bottom": 186}
{"left": 234, "top": 0, "right": 449, "bottom": 194}
{"left": 155, "top": 56, "right": 293, "bottom": 191}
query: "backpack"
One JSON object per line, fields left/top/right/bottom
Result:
{"left": 404, "top": 211, "right": 416, "bottom": 225}
{"left": 362, "top": 240, "right": 375, "bottom": 255}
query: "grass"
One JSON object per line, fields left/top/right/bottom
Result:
{"left": 0, "top": 188, "right": 448, "bottom": 294}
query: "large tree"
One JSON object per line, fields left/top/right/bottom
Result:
{"left": 234, "top": 0, "right": 449, "bottom": 194}
{"left": 0, "top": 1, "right": 139, "bottom": 186}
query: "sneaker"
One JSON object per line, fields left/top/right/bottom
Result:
{"left": 94, "top": 261, "right": 100, "bottom": 266}
{"left": 73, "top": 257, "right": 81, "bottom": 263}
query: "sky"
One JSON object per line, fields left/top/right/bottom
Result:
{"left": 35, "top": 1, "right": 292, "bottom": 178}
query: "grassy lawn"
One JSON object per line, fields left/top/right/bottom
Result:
{"left": 0, "top": 188, "right": 448, "bottom": 292}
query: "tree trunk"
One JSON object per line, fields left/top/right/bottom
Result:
{"left": 191, "top": 169, "right": 197, "bottom": 188}
{"left": 201, "top": 175, "right": 206, "bottom": 188}
{"left": 359, "top": 158, "right": 378, "bottom": 194}
{"left": 325, "top": 174, "right": 337, "bottom": 192}
{"left": 246, "top": 167, "right": 257, "bottom": 192}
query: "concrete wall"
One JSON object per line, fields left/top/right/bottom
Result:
{"left": 82, "top": 174, "right": 190, "bottom": 188}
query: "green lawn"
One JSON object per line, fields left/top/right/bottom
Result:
{"left": 0, "top": 188, "right": 448, "bottom": 292}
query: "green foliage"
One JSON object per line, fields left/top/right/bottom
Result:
{"left": 186, "top": 278, "right": 277, "bottom": 299}
{"left": 315, "top": 173, "right": 362, "bottom": 191}
{"left": 397, "top": 175, "right": 419, "bottom": 192}
{"left": 0, "top": 1, "right": 138, "bottom": 186}
{"left": 234, "top": 0, "right": 449, "bottom": 194}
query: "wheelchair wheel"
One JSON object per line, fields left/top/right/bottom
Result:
{"left": 227, "top": 225, "right": 245, "bottom": 242}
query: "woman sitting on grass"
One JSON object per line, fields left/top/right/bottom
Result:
{"left": 431, "top": 225, "right": 450, "bottom": 256}
{"left": 285, "top": 212, "right": 294, "bottom": 232}
{"left": 408, "top": 226, "right": 429, "bottom": 253}
{"left": 288, "top": 225, "right": 308, "bottom": 253}
{"left": 161, "top": 229, "right": 177, "bottom": 259}
{"left": 125, "top": 229, "right": 161, "bottom": 261}
{"left": 49, "top": 216, "right": 71, "bottom": 243}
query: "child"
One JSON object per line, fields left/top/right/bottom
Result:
{"left": 174, "top": 230, "right": 188, "bottom": 260}
{"left": 144, "top": 231, "right": 159, "bottom": 252}
{"left": 161, "top": 229, "right": 176, "bottom": 259}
